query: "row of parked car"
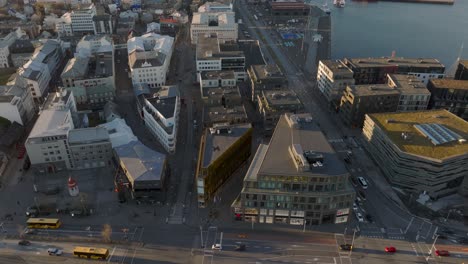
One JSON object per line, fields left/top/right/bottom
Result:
{"left": 339, "top": 243, "right": 450, "bottom": 256}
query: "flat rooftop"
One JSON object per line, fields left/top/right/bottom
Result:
{"left": 259, "top": 114, "right": 348, "bottom": 177}
{"left": 345, "top": 57, "right": 445, "bottom": 69}
{"left": 368, "top": 109, "right": 468, "bottom": 160}
{"left": 28, "top": 109, "right": 72, "bottom": 139}
{"left": 429, "top": 79, "right": 468, "bottom": 90}
{"left": 200, "top": 70, "right": 235, "bottom": 80}
{"left": 202, "top": 85, "right": 240, "bottom": 99}
{"left": 321, "top": 60, "right": 353, "bottom": 75}
{"left": 68, "top": 127, "right": 109, "bottom": 145}
{"left": 263, "top": 90, "right": 302, "bottom": 106}
{"left": 348, "top": 84, "right": 400, "bottom": 97}
{"left": 201, "top": 123, "right": 252, "bottom": 169}
{"left": 196, "top": 34, "right": 244, "bottom": 60}
{"left": 388, "top": 74, "right": 430, "bottom": 94}
{"left": 205, "top": 105, "right": 247, "bottom": 124}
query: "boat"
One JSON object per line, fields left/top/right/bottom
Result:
{"left": 334, "top": 0, "right": 345, "bottom": 7}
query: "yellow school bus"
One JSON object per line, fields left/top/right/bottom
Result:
{"left": 26, "top": 218, "right": 61, "bottom": 229}
{"left": 73, "top": 247, "right": 109, "bottom": 260}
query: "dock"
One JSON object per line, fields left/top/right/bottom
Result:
{"left": 379, "top": 0, "right": 454, "bottom": 4}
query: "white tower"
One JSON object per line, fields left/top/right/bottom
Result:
{"left": 68, "top": 177, "right": 79, "bottom": 197}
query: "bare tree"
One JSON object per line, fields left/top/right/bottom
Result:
{"left": 101, "top": 224, "right": 112, "bottom": 242}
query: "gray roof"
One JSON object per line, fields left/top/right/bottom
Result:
{"left": 0, "top": 85, "right": 25, "bottom": 102}
{"left": 258, "top": 113, "right": 348, "bottom": 177}
{"left": 68, "top": 127, "right": 110, "bottom": 145}
{"left": 128, "top": 50, "right": 166, "bottom": 68}
{"left": 114, "top": 140, "right": 166, "bottom": 182}
{"left": 10, "top": 39, "right": 35, "bottom": 54}
{"left": 196, "top": 34, "right": 244, "bottom": 60}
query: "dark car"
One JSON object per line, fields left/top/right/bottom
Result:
{"left": 235, "top": 244, "right": 246, "bottom": 251}
{"left": 18, "top": 240, "right": 31, "bottom": 246}
{"left": 365, "top": 214, "right": 373, "bottom": 222}
{"left": 339, "top": 244, "right": 352, "bottom": 251}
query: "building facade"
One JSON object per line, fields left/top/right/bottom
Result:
{"left": 0, "top": 85, "right": 35, "bottom": 125}
{"left": 127, "top": 33, "right": 174, "bottom": 88}
{"left": 10, "top": 39, "right": 35, "bottom": 68}
{"left": 93, "top": 15, "right": 113, "bottom": 35}
{"left": 362, "top": 110, "right": 468, "bottom": 199}
{"left": 232, "top": 114, "right": 355, "bottom": 225}
{"left": 427, "top": 79, "right": 468, "bottom": 120}
{"left": 68, "top": 127, "right": 113, "bottom": 170}
{"left": 190, "top": 12, "right": 238, "bottom": 44}
{"left": 0, "top": 28, "right": 26, "bottom": 68}
{"left": 248, "top": 64, "right": 288, "bottom": 102}
{"left": 70, "top": 4, "right": 97, "bottom": 34}
{"left": 317, "top": 60, "right": 354, "bottom": 107}
{"left": 455, "top": 60, "right": 468, "bottom": 80}
{"left": 257, "top": 89, "right": 303, "bottom": 132}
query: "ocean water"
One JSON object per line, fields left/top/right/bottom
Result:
{"left": 325, "top": 0, "right": 468, "bottom": 68}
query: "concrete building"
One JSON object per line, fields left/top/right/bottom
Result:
{"left": 201, "top": 84, "right": 248, "bottom": 126}
{"left": 257, "top": 89, "right": 303, "bottom": 132}
{"left": 55, "top": 13, "right": 73, "bottom": 37}
{"left": 269, "top": 0, "right": 310, "bottom": 16}
{"left": 70, "top": 4, "right": 97, "bottom": 35}
{"left": 127, "top": 33, "right": 174, "bottom": 88}
{"left": 317, "top": 60, "right": 354, "bottom": 107}
{"left": 362, "top": 110, "right": 468, "bottom": 199}
{"left": 427, "top": 79, "right": 468, "bottom": 120}
{"left": 114, "top": 140, "right": 167, "bottom": 198}
{"left": 0, "top": 28, "right": 27, "bottom": 68}
{"left": 199, "top": 70, "right": 236, "bottom": 90}
{"left": 190, "top": 12, "right": 238, "bottom": 44}
{"left": 343, "top": 57, "right": 445, "bottom": 85}
{"left": 18, "top": 39, "right": 66, "bottom": 102}
{"left": 339, "top": 74, "right": 431, "bottom": 127}
{"left": 232, "top": 113, "right": 355, "bottom": 225}
{"left": 135, "top": 85, "right": 180, "bottom": 154}
{"left": 455, "top": 60, "right": 468, "bottom": 80}
{"left": 10, "top": 39, "right": 35, "bottom": 68}
{"left": 248, "top": 64, "right": 288, "bottom": 102}
{"left": 198, "top": 1, "right": 233, "bottom": 12}
{"left": 196, "top": 34, "right": 246, "bottom": 81}
{"left": 0, "top": 85, "right": 35, "bottom": 125}
{"left": 61, "top": 35, "right": 115, "bottom": 109}
{"left": 196, "top": 123, "right": 252, "bottom": 207}
{"left": 68, "top": 127, "right": 112, "bottom": 169}
{"left": 93, "top": 14, "right": 113, "bottom": 35}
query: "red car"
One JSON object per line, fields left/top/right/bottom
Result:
{"left": 385, "top": 247, "right": 396, "bottom": 253}
{"left": 435, "top": 250, "right": 449, "bottom": 256}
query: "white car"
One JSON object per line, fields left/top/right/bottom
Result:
{"left": 212, "top": 244, "right": 222, "bottom": 250}
{"left": 353, "top": 203, "right": 358, "bottom": 211}
{"left": 356, "top": 212, "right": 364, "bottom": 222}
{"left": 47, "top": 248, "right": 63, "bottom": 256}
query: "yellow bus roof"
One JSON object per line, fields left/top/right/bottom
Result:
{"left": 73, "top": 247, "right": 109, "bottom": 254}
{"left": 26, "top": 218, "right": 60, "bottom": 224}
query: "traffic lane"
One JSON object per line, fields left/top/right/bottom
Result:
{"left": 222, "top": 229, "right": 337, "bottom": 245}
{"left": 353, "top": 238, "right": 422, "bottom": 263}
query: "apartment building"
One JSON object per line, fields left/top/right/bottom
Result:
{"left": 248, "top": 64, "right": 288, "bottom": 102}
{"left": 362, "top": 110, "right": 468, "bottom": 199}
{"left": 55, "top": 13, "right": 73, "bottom": 37}
{"left": 343, "top": 57, "right": 445, "bottom": 85}
{"left": 201, "top": 84, "right": 248, "bottom": 126}
{"left": 68, "top": 127, "right": 113, "bottom": 170}
{"left": 127, "top": 33, "right": 174, "bottom": 88}
{"left": 0, "top": 28, "right": 27, "bottom": 68}
{"left": 61, "top": 35, "right": 115, "bottom": 109}
{"left": 0, "top": 85, "right": 35, "bottom": 125}
{"left": 198, "top": 1, "right": 233, "bottom": 12}
{"left": 199, "top": 70, "right": 236, "bottom": 90}
{"left": 339, "top": 74, "right": 431, "bottom": 127}
{"left": 232, "top": 113, "right": 355, "bottom": 225}
{"left": 10, "top": 39, "right": 35, "bottom": 68}
{"left": 427, "top": 79, "right": 468, "bottom": 120}
{"left": 316, "top": 60, "right": 354, "bottom": 107}
{"left": 93, "top": 14, "right": 113, "bottom": 35}
{"left": 257, "top": 89, "right": 303, "bottom": 132}
{"left": 135, "top": 85, "right": 180, "bottom": 153}
{"left": 190, "top": 12, "right": 238, "bottom": 44}
{"left": 70, "top": 4, "right": 97, "bottom": 34}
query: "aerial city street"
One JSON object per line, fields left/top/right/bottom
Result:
{"left": 0, "top": 0, "right": 467, "bottom": 263}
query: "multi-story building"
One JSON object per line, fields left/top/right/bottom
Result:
{"left": 10, "top": 39, "right": 35, "bottom": 68}
{"left": 196, "top": 123, "right": 252, "bottom": 207}
{"left": 61, "top": 35, "right": 115, "bottom": 109}
{"left": 190, "top": 12, "right": 238, "bottom": 44}
{"left": 198, "top": 1, "right": 233, "bottom": 12}
{"left": 68, "top": 127, "right": 113, "bottom": 170}
{"left": 257, "top": 89, "right": 303, "bottom": 132}
{"left": 70, "top": 4, "right": 97, "bottom": 35}
{"left": 199, "top": 70, "right": 236, "bottom": 90}
{"left": 317, "top": 60, "right": 354, "bottom": 107}
{"left": 0, "top": 85, "right": 35, "bottom": 125}
{"left": 343, "top": 57, "right": 445, "bottom": 85}
{"left": 93, "top": 14, "right": 113, "bottom": 35}
{"left": 18, "top": 39, "right": 66, "bottom": 102}
{"left": 455, "top": 60, "right": 468, "bottom": 80}
{"left": 339, "top": 74, "right": 431, "bottom": 127}
{"left": 268, "top": 0, "right": 310, "bottom": 16}
{"left": 248, "top": 64, "right": 288, "bottom": 102}
{"left": 127, "top": 33, "right": 174, "bottom": 88}
{"left": 136, "top": 85, "right": 180, "bottom": 153}
{"left": 427, "top": 79, "right": 468, "bottom": 120}
{"left": 55, "top": 13, "right": 73, "bottom": 37}
{"left": 0, "top": 28, "right": 26, "bottom": 68}
{"left": 232, "top": 113, "right": 355, "bottom": 225}
{"left": 362, "top": 110, "right": 468, "bottom": 199}
{"left": 196, "top": 34, "right": 246, "bottom": 81}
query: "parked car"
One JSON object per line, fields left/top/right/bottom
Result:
{"left": 356, "top": 212, "right": 364, "bottom": 222}
{"left": 47, "top": 248, "right": 63, "bottom": 256}
{"left": 235, "top": 244, "right": 246, "bottom": 251}
{"left": 18, "top": 240, "right": 31, "bottom": 246}
{"left": 212, "top": 244, "right": 222, "bottom": 250}
{"left": 352, "top": 203, "right": 358, "bottom": 211}
{"left": 339, "top": 244, "right": 352, "bottom": 251}
{"left": 385, "top": 246, "right": 396, "bottom": 253}
{"left": 435, "top": 250, "right": 449, "bottom": 256}
{"left": 24, "top": 229, "right": 36, "bottom": 235}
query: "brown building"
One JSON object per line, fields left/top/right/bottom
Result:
{"left": 427, "top": 79, "right": 468, "bottom": 120}
{"left": 455, "top": 60, "right": 468, "bottom": 80}
{"left": 343, "top": 57, "right": 445, "bottom": 85}
{"left": 248, "top": 64, "right": 288, "bottom": 102}
{"left": 269, "top": 0, "right": 309, "bottom": 16}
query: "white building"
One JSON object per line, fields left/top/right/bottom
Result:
{"left": 0, "top": 28, "right": 27, "bottom": 68}
{"left": 198, "top": 1, "right": 233, "bottom": 12}
{"left": 61, "top": 35, "right": 115, "bottom": 108}
{"left": 70, "top": 4, "right": 97, "bottom": 34}
{"left": 190, "top": 12, "right": 238, "bottom": 44}
{"left": 317, "top": 60, "right": 355, "bottom": 106}
{"left": 146, "top": 22, "right": 161, "bottom": 33}
{"left": 55, "top": 13, "right": 73, "bottom": 37}
{"left": 408, "top": 72, "right": 445, "bottom": 86}
{"left": 127, "top": 33, "right": 174, "bottom": 88}
{"left": 93, "top": 14, "right": 113, "bottom": 35}
{"left": 0, "top": 85, "right": 35, "bottom": 125}
{"left": 136, "top": 85, "right": 180, "bottom": 153}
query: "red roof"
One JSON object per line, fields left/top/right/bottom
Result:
{"left": 68, "top": 177, "right": 77, "bottom": 187}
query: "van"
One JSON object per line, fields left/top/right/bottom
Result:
{"left": 357, "top": 177, "right": 368, "bottom": 189}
